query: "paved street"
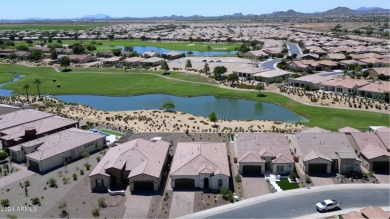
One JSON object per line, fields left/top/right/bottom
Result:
{"left": 182, "top": 184, "right": 390, "bottom": 219}
{"left": 169, "top": 191, "right": 195, "bottom": 218}
{"left": 260, "top": 58, "right": 282, "bottom": 70}
{"left": 286, "top": 42, "right": 302, "bottom": 56}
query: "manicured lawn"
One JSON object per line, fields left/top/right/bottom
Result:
{"left": 276, "top": 179, "right": 300, "bottom": 190}
{"left": 0, "top": 24, "right": 102, "bottom": 31}
{"left": 99, "top": 129, "right": 124, "bottom": 137}
{"left": 13, "top": 40, "right": 240, "bottom": 52}
{"left": 0, "top": 64, "right": 389, "bottom": 131}
{"left": 0, "top": 72, "right": 15, "bottom": 83}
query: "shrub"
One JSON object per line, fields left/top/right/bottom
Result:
{"left": 0, "top": 150, "right": 9, "bottom": 161}
{"left": 235, "top": 174, "right": 242, "bottom": 183}
{"left": 48, "top": 178, "right": 57, "bottom": 187}
{"left": 1, "top": 199, "right": 10, "bottom": 207}
{"left": 92, "top": 208, "right": 100, "bottom": 218}
{"left": 98, "top": 197, "right": 106, "bottom": 208}
{"left": 80, "top": 169, "right": 84, "bottom": 175}
{"left": 85, "top": 163, "right": 91, "bottom": 170}
{"left": 31, "top": 197, "right": 40, "bottom": 205}
{"left": 24, "top": 180, "right": 30, "bottom": 187}
{"left": 96, "top": 156, "right": 101, "bottom": 162}
{"left": 72, "top": 173, "right": 77, "bottom": 181}
{"left": 62, "top": 177, "right": 70, "bottom": 184}
{"left": 227, "top": 191, "right": 234, "bottom": 203}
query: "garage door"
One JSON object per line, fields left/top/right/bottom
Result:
{"left": 175, "top": 178, "right": 195, "bottom": 188}
{"left": 308, "top": 164, "right": 327, "bottom": 175}
{"left": 28, "top": 160, "right": 40, "bottom": 171}
{"left": 242, "top": 165, "right": 262, "bottom": 176}
{"left": 133, "top": 181, "right": 154, "bottom": 191}
{"left": 372, "top": 162, "right": 390, "bottom": 174}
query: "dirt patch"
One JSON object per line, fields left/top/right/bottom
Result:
{"left": 193, "top": 191, "right": 230, "bottom": 213}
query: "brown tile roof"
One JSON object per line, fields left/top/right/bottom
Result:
{"left": 350, "top": 132, "right": 387, "bottom": 152}
{"left": 316, "top": 60, "right": 339, "bottom": 67}
{"left": 358, "top": 81, "right": 390, "bottom": 93}
{"left": 325, "top": 53, "right": 346, "bottom": 60}
{"left": 292, "top": 133, "right": 356, "bottom": 160}
{"left": 360, "top": 143, "right": 389, "bottom": 159}
{"left": 0, "top": 109, "right": 53, "bottom": 131}
{"left": 170, "top": 142, "right": 230, "bottom": 177}
{"left": 342, "top": 211, "right": 365, "bottom": 219}
{"left": 371, "top": 68, "right": 390, "bottom": 76}
{"left": 361, "top": 206, "right": 388, "bottom": 219}
{"left": 0, "top": 116, "right": 78, "bottom": 141}
{"left": 235, "top": 133, "right": 292, "bottom": 162}
{"left": 375, "top": 132, "right": 390, "bottom": 151}
{"left": 89, "top": 138, "right": 169, "bottom": 178}
{"left": 23, "top": 128, "right": 105, "bottom": 161}
{"left": 300, "top": 127, "right": 331, "bottom": 133}
{"left": 338, "top": 127, "right": 361, "bottom": 133}
{"left": 321, "top": 78, "right": 370, "bottom": 89}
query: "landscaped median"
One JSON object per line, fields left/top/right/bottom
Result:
{"left": 0, "top": 64, "right": 388, "bottom": 131}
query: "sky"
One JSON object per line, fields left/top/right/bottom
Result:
{"left": 0, "top": 0, "right": 389, "bottom": 19}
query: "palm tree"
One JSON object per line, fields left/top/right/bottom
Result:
{"left": 207, "top": 45, "right": 211, "bottom": 57}
{"left": 34, "top": 79, "right": 42, "bottom": 100}
{"left": 23, "top": 84, "right": 30, "bottom": 103}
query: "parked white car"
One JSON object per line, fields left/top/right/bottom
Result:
{"left": 315, "top": 199, "right": 341, "bottom": 212}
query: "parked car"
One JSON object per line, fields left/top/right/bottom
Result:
{"left": 209, "top": 60, "right": 214, "bottom": 62}
{"left": 233, "top": 193, "right": 241, "bottom": 202}
{"left": 216, "top": 60, "right": 221, "bottom": 62}
{"left": 202, "top": 60, "right": 207, "bottom": 62}
{"left": 315, "top": 199, "right": 341, "bottom": 212}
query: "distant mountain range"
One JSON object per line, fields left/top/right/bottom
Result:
{"left": 1, "top": 6, "right": 389, "bottom": 21}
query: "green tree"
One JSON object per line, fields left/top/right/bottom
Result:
{"left": 112, "top": 48, "right": 121, "bottom": 56}
{"left": 16, "top": 45, "right": 29, "bottom": 51}
{"left": 1, "top": 199, "right": 10, "bottom": 207}
{"left": 160, "top": 61, "right": 170, "bottom": 74}
{"left": 9, "top": 53, "right": 17, "bottom": 60}
{"left": 50, "top": 49, "right": 58, "bottom": 60}
{"left": 382, "top": 92, "right": 390, "bottom": 104}
{"left": 207, "top": 45, "right": 211, "bottom": 56}
{"left": 185, "top": 59, "right": 192, "bottom": 70}
{"left": 86, "top": 44, "right": 96, "bottom": 53}
{"left": 208, "top": 112, "right": 218, "bottom": 127}
{"left": 0, "top": 150, "right": 8, "bottom": 161}
{"left": 23, "top": 84, "right": 30, "bottom": 103}
{"left": 48, "top": 178, "right": 57, "bottom": 187}
{"left": 227, "top": 73, "right": 239, "bottom": 84}
{"left": 256, "top": 83, "right": 265, "bottom": 97}
{"left": 81, "top": 151, "right": 90, "bottom": 164}
{"left": 71, "top": 43, "right": 85, "bottom": 54}
{"left": 213, "top": 66, "right": 227, "bottom": 80}
{"left": 124, "top": 46, "right": 133, "bottom": 52}
{"left": 60, "top": 56, "right": 70, "bottom": 70}
{"left": 34, "top": 79, "right": 42, "bottom": 99}
{"left": 203, "top": 63, "right": 210, "bottom": 74}
{"left": 28, "top": 50, "right": 43, "bottom": 61}
{"left": 161, "top": 101, "right": 175, "bottom": 111}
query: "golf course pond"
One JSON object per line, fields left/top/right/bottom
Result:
{"left": 0, "top": 74, "right": 305, "bottom": 122}
{"left": 55, "top": 94, "right": 306, "bottom": 122}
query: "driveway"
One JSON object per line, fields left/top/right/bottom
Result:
{"left": 374, "top": 173, "right": 390, "bottom": 184}
{"left": 123, "top": 190, "right": 153, "bottom": 219}
{"left": 169, "top": 191, "right": 195, "bottom": 218}
{"left": 242, "top": 176, "right": 270, "bottom": 199}
{"left": 310, "top": 175, "right": 334, "bottom": 186}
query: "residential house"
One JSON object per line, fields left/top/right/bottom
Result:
{"left": 235, "top": 133, "right": 294, "bottom": 176}
{"left": 320, "top": 78, "right": 370, "bottom": 95}
{"left": 67, "top": 55, "right": 96, "bottom": 64}
{"left": 255, "top": 70, "right": 290, "bottom": 83}
{"left": 0, "top": 109, "right": 53, "bottom": 132}
{"left": 242, "top": 50, "right": 269, "bottom": 60}
{"left": 288, "top": 133, "right": 361, "bottom": 175}
{"left": 367, "top": 68, "right": 390, "bottom": 79}
{"left": 0, "top": 104, "right": 21, "bottom": 116}
{"left": 348, "top": 132, "right": 389, "bottom": 173}
{"left": 143, "top": 51, "right": 160, "bottom": 58}
{"left": 170, "top": 142, "right": 230, "bottom": 190}
{"left": 89, "top": 138, "right": 169, "bottom": 192}
{"left": 357, "top": 81, "right": 390, "bottom": 99}
{"left": 232, "top": 66, "right": 269, "bottom": 79}
{"left": 0, "top": 116, "right": 78, "bottom": 147}
{"left": 316, "top": 60, "right": 339, "bottom": 71}
{"left": 162, "top": 51, "right": 183, "bottom": 60}
{"left": 9, "top": 128, "right": 106, "bottom": 172}
{"left": 123, "top": 57, "right": 145, "bottom": 67}
{"left": 324, "top": 53, "right": 346, "bottom": 61}
{"left": 139, "top": 57, "right": 165, "bottom": 67}
{"left": 296, "top": 54, "right": 319, "bottom": 61}
{"left": 288, "top": 74, "right": 330, "bottom": 89}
